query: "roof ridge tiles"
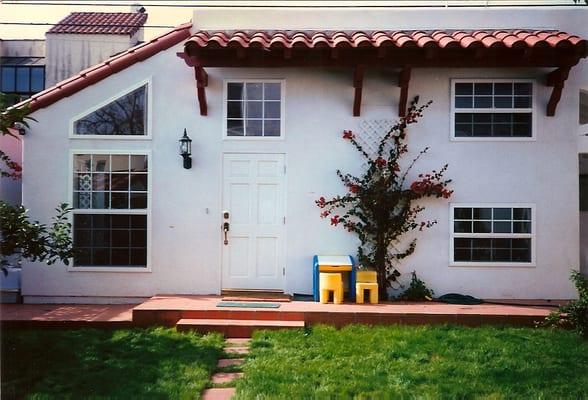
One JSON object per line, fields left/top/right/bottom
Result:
{"left": 47, "top": 11, "right": 148, "bottom": 36}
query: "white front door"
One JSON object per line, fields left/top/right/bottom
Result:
{"left": 221, "top": 153, "right": 286, "bottom": 290}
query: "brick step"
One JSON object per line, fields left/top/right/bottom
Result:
{"left": 176, "top": 318, "right": 304, "bottom": 337}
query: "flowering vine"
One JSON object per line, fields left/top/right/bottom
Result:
{"left": 315, "top": 97, "right": 452, "bottom": 299}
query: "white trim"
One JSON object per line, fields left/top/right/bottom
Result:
{"left": 448, "top": 202, "right": 536, "bottom": 268}
{"left": 222, "top": 79, "right": 286, "bottom": 141}
{"left": 449, "top": 78, "right": 537, "bottom": 142}
{"left": 67, "top": 149, "right": 152, "bottom": 273}
{"left": 68, "top": 77, "right": 153, "bottom": 140}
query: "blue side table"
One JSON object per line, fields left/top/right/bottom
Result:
{"left": 313, "top": 255, "right": 356, "bottom": 302}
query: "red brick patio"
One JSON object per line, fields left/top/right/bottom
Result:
{"left": 1, "top": 295, "right": 564, "bottom": 330}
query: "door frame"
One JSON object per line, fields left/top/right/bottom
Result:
{"left": 219, "top": 151, "right": 287, "bottom": 292}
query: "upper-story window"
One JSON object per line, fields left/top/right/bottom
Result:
{"left": 451, "top": 80, "right": 533, "bottom": 140}
{"left": 73, "top": 84, "right": 148, "bottom": 137}
{"left": 0, "top": 63, "right": 45, "bottom": 102}
{"left": 225, "top": 81, "right": 283, "bottom": 138}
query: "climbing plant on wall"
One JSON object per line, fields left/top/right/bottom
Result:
{"left": 316, "top": 97, "right": 453, "bottom": 299}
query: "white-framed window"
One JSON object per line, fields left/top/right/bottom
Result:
{"left": 223, "top": 80, "right": 284, "bottom": 139}
{"left": 69, "top": 150, "right": 151, "bottom": 271}
{"left": 69, "top": 79, "right": 151, "bottom": 139}
{"left": 450, "top": 79, "right": 535, "bottom": 141}
{"left": 450, "top": 204, "right": 535, "bottom": 267}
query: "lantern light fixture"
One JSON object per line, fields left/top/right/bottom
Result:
{"left": 179, "top": 129, "right": 192, "bottom": 169}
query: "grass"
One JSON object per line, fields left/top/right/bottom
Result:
{"left": 1, "top": 327, "right": 224, "bottom": 400}
{"left": 235, "top": 324, "right": 588, "bottom": 399}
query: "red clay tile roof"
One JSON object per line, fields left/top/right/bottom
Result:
{"left": 22, "top": 22, "right": 192, "bottom": 112}
{"left": 47, "top": 12, "right": 148, "bottom": 35}
{"left": 186, "top": 29, "right": 587, "bottom": 52}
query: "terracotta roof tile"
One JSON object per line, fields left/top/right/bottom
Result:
{"left": 186, "top": 29, "right": 587, "bottom": 53}
{"left": 47, "top": 12, "right": 148, "bottom": 35}
{"left": 20, "top": 22, "right": 192, "bottom": 112}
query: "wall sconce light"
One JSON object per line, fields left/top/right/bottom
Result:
{"left": 179, "top": 129, "right": 192, "bottom": 169}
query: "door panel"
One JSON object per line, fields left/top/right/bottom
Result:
{"left": 222, "top": 153, "right": 285, "bottom": 290}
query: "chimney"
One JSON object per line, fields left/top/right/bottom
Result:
{"left": 44, "top": 11, "right": 148, "bottom": 87}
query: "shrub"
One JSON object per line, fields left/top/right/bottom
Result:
{"left": 545, "top": 270, "right": 588, "bottom": 338}
{"left": 400, "top": 271, "right": 434, "bottom": 301}
{"left": 0, "top": 201, "right": 74, "bottom": 270}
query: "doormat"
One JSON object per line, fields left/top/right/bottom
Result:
{"left": 216, "top": 301, "right": 281, "bottom": 309}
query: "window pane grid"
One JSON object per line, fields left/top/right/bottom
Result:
{"left": 454, "top": 238, "right": 531, "bottom": 263}
{"left": 0, "top": 65, "right": 45, "bottom": 98}
{"left": 454, "top": 81, "right": 533, "bottom": 138}
{"left": 226, "top": 82, "right": 281, "bottom": 137}
{"left": 73, "top": 154, "right": 148, "bottom": 210}
{"left": 452, "top": 207, "right": 532, "bottom": 263}
{"left": 73, "top": 214, "right": 147, "bottom": 267}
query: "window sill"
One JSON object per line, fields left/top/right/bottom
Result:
{"left": 450, "top": 136, "right": 536, "bottom": 142}
{"left": 67, "top": 266, "right": 152, "bottom": 273}
{"left": 69, "top": 135, "right": 152, "bottom": 140}
{"left": 449, "top": 262, "right": 535, "bottom": 268}
{"left": 223, "top": 136, "right": 284, "bottom": 141}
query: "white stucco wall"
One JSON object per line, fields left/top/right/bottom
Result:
{"left": 0, "top": 39, "right": 45, "bottom": 57}
{"left": 21, "top": 6, "right": 588, "bottom": 302}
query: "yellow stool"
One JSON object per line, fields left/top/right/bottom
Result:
{"left": 356, "top": 271, "right": 379, "bottom": 304}
{"left": 319, "top": 272, "right": 343, "bottom": 304}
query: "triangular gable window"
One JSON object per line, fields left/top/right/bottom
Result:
{"left": 74, "top": 84, "right": 147, "bottom": 136}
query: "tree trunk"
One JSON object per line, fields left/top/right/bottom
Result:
{"left": 374, "top": 241, "right": 388, "bottom": 301}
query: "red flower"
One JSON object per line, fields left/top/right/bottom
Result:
{"left": 349, "top": 184, "right": 359, "bottom": 193}
{"left": 374, "top": 157, "right": 387, "bottom": 168}
{"left": 342, "top": 130, "right": 354, "bottom": 140}
{"left": 316, "top": 196, "right": 326, "bottom": 207}
{"left": 320, "top": 210, "right": 330, "bottom": 218}
{"left": 330, "top": 215, "right": 340, "bottom": 226}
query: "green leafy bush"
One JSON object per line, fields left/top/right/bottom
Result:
{"left": 546, "top": 270, "right": 588, "bottom": 338}
{"left": 400, "top": 270, "right": 434, "bottom": 301}
{"left": 0, "top": 201, "right": 74, "bottom": 269}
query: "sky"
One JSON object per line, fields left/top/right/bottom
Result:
{"left": 0, "top": 0, "right": 583, "bottom": 40}
{"left": 0, "top": 1, "right": 193, "bottom": 40}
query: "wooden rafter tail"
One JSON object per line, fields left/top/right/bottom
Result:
{"left": 353, "top": 65, "right": 365, "bottom": 117}
{"left": 398, "top": 66, "right": 412, "bottom": 117}
{"left": 546, "top": 66, "right": 571, "bottom": 117}
{"left": 176, "top": 52, "right": 195, "bottom": 67}
{"left": 195, "top": 66, "right": 208, "bottom": 116}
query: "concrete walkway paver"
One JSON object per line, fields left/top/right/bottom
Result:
{"left": 202, "top": 388, "right": 236, "bottom": 400}
{"left": 211, "top": 372, "right": 244, "bottom": 384}
{"left": 203, "top": 337, "right": 250, "bottom": 399}
{"left": 217, "top": 358, "right": 245, "bottom": 368}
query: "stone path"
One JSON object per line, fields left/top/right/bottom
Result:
{"left": 202, "top": 338, "right": 250, "bottom": 400}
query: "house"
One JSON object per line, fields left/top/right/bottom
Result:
{"left": 16, "top": 5, "right": 588, "bottom": 304}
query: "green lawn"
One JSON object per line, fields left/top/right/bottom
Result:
{"left": 236, "top": 325, "right": 588, "bottom": 399}
{"left": 1, "top": 327, "right": 224, "bottom": 400}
